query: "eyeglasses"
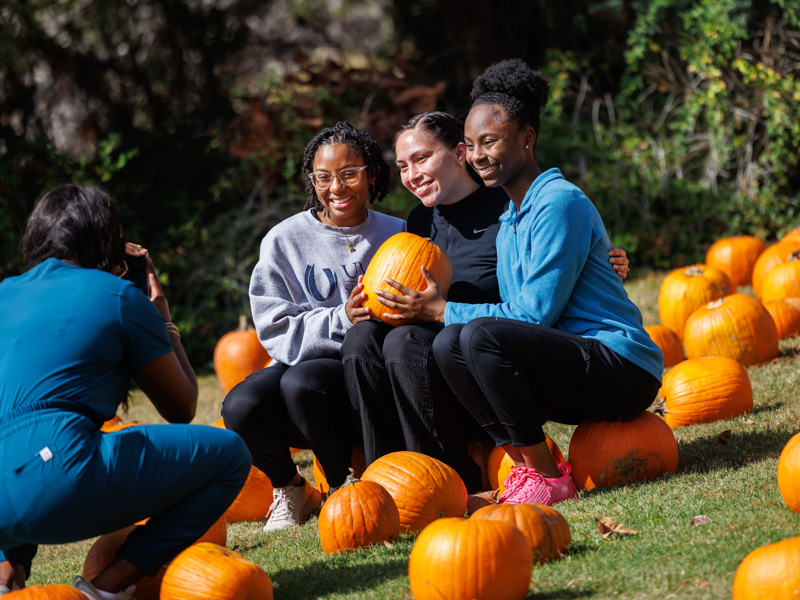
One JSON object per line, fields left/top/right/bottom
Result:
{"left": 308, "top": 165, "right": 369, "bottom": 190}
{"left": 115, "top": 261, "right": 129, "bottom": 279}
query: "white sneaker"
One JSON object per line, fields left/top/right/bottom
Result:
{"left": 0, "top": 585, "right": 10, "bottom": 595}
{"left": 72, "top": 576, "right": 135, "bottom": 600}
{"left": 263, "top": 476, "right": 323, "bottom": 532}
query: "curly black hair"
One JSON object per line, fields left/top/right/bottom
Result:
{"left": 470, "top": 58, "right": 550, "bottom": 140}
{"left": 22, "top": 184, "right": 126, "bottom": 272}
{"left": 301, "top": 122, "right": 391, "bottom": 210}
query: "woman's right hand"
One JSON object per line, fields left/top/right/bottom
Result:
{"left": 345, "top": 276, "right": 372, "bottom": 324}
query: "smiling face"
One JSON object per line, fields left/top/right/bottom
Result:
{"left": 312, "top": 142, "right": 374, "bottom": 228}
{"left": 395, "top": 130, "right": 467, "bottom": 208}
{"left": 464, "top": 103, "right": 530, "bottom": 190}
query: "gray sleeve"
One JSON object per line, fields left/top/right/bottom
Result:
{"left": 249, "top": 225, "right": 353, "bottom": 366}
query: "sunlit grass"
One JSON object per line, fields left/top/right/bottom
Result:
{"left": 26, "top": 274, "right": 800, "bottom": 599}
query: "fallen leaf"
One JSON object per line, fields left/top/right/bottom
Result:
{"left": 716, "top": 430, "right": 732, "bottom": 444}
{"left": 742, "top": 417, "right": 757, "bottom": 425}
{"left": 383, "top": 540, "right": 393, "bottom": 549}
{"left": 690, "top": 515, "right": 709, "bottom": 526}
{"left": 595, "top": 516, "right": 639, "bottom": 539}
{"left": 466, "top": 490, "right": 497, "bottom": 516}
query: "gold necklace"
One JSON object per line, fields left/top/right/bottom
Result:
{"left": 320, "top": 210, "right": 356, "bottom": 253}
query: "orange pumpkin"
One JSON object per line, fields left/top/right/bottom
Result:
{"left": 778, "top": 431, "right": 800, "bottom": 514}
{"left": 160, "top": 542, "right": 273, "bottom": 600}
{"left": 82, "top": 516, "right": 227, "bottom": 600}
{"left": 4, "top": 586, "right": 85, "bottom": 599}
{"left": 658, "top": 356, "right": 753, "bottom": 428}
{"left": 469, "top": 502, "right": 571, "bottom": 565}
{"left": 313, "top": 446, "right": 366, "bottom": 495}
{"left": 752, "top": 240, "right": 800, "bottom": 299}
{"left": 100, "top": 415, "right": 124, "bottom": 431}
{"left": 408, "top": 517, "right": 532, "bottom": 600}
{"left": 760, "top": 250, "right": 800, "bottom": 303}
{"left": 361, "top": 232, "right": 453, "bottom": 326}
{"left": 782, "top": 227, "right": 800, "bottom": 243}
{"left": 683, "top": 294, "right": 779, "bottom": 366}
{"left": 568, "top": 411, "right": 678, "bottom": 490}
{"left": 487, "top": 435, "right": 565, "bottom": 493}
{"left": 763, "top": 299, "right": 800, "bottom": 340}
{"left": 317, "top": 472, "right": 400, "bottom": 554}
{"left": 704, "top": 235, "right": 766, "bottom": 288}
{"left": 361, "top": 451, "right": 467, "bottom": 533}
{"left": 213, "top": 315, "right": 272, "bottom": 393}
{"left": 657, "top": 265, "right": 732, "bottom": 340}
{"left": 731, "top": 536, "right": 800, "bottom": 599}
{"left": 224, "top": 465, "right": 274, "bottom": 523}
{"left": 644, "top": 324, "right": 684, "bottom": 368}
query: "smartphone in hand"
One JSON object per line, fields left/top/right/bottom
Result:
{"left": 124, "top": 254, "right": 150, "bottom": 296}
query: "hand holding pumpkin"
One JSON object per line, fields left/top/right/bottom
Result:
{"left": 374, "top": 265, "right": 447, "bottom": 324}
{"left": 344, "top": 276, "right": 371, "bottom": 325}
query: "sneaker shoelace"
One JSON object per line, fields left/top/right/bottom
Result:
{"left": 265, "top": 487, "right": 295, "bottom": 522}
{"left": 498, "top": 465, "right": 533, "bottom": 503}
{"left": 514, "top": 468, "right": 548, "bottom": 503}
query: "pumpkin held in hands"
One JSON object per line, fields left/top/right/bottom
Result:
{"left": 361, "top": 232, "right": 452, "bottom": 326}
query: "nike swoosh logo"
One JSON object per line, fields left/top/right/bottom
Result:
{"left": 473, "top": 227, "right": 488, "bottom": 234}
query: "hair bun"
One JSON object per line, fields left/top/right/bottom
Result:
{"left": 470, "top": 58, "right": 549, "bottom": 109}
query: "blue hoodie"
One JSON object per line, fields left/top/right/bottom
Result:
{"left": 444, "top": 168, "right": 663, "bottom": 381}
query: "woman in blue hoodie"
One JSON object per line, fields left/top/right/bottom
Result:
{"left": 373, "top": 59, "right": 663, "bottom": 507}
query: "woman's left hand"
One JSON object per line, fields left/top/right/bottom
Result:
{"left": 375, "top": 266, "right": 447, "bottom": 324}
{"left": 609, "top": 245, "right": 630, "bottom": 280}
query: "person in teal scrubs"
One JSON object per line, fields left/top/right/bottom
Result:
{"left": 0, "top": 185, "right": 251, "bottom": 598}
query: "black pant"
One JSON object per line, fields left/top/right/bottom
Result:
{"left": 433, "top": 318, "right": 660, "bottom": 448}
{"left": 341, "top": 320, "right": 484, "bottom": 493}
{"left": 221, "top": 359, "right": 358, "bottom": 489}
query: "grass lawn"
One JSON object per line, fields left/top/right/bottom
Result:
{"left": 26, "top": 273, "right": 800, "bottom": 599}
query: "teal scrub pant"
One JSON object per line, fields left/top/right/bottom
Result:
{"left": 0, "top": 406, "right": 251, "bottom": 577}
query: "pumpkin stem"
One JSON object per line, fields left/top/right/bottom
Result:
{"left": 237, "top": 314, "right": 250, "bottom": 331}
{"left": 684, "top": 266, "right": 705, "bottom": 277}
{"left": 706, "top": 298, "right": 724, "bottom": 309}
{"left": 790, "top": 249, "right": 800, "bottom": 261}
{"left": 341, "top": 467, "right": 360, "bottom": 489}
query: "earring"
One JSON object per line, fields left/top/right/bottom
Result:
{"left": 525, "top": 145, "right": 529, "bottom": 149}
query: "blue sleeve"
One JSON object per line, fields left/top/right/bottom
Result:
{"left": 118, "top": 285, "right": 173, "bottom": 366}
{"left": 445, "top": 190, "right": 592, "bottom": 326}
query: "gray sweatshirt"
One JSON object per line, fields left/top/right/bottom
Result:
{"left": 250, "top": 207, "right": 406, "bottom": 366}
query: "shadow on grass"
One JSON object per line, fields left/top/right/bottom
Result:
{"left": 528, "top": 590, "right": 597, "bottom": 599}
{"left": 750, "top": 401, "right": 785, "bottom": 415}
{"left": 270, "top": 558, "right": 409, "bottom": 600}
{"left": 676, "top": 426, "right": 795, "bottom": 474}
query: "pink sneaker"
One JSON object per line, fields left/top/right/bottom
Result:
{"left": 497, "top": 465, "right": 531, "bottom": 504}
{"left": 501, "top": 463, "right": 577, "bottom": 506}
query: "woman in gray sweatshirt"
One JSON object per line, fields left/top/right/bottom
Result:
{"left": 222, "top": 122, "right": 406, "bottom": 532}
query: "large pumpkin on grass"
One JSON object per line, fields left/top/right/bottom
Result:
{"left": 361, "top": 451, "right": 467, "bottom": 533}
{"left": 487, "top": 435, "right": 565, "bottom": 493}
{"left": 658, "top": 356, "right": 752, "bottom": 428}
{"left": 683, "top": 294, "right": 779, "bottom": 366}
{"left": 778, "top": 431, "right": 800, "bottom": 514}
{"left": 644, "top": 324, "right": 684, "bottom": 368}
{"left": 161, "top": 543, "right": 273, "bottom": 600}
{"left": 732, "top": 536, "right": 800, "bottom": 599}
{"left": 470, "top": 502, "right": 571, "bottom": 565}
{"left": 361, "top": 232, "right": 452, "bottom": 326}
{"left": 317, "top": 472, "right": 400, "bottom": 554}
{"left": 313, "top": 446, "right": 366, "bottom": 495}
{"left": 4, "top": 586, "right": 85, "bottom": 599}
{"left": 568, "top": 411, "right": 678, "bottom": 490}
{"left": 658, "top": 265, "right": 732, "bottom": 340}
{"left": 752, "top": 240, "right": 800, "bottom": 299}
{"left": 760, "top": 250, "right": 800, "bottom": 303}
{"left": 408, "top": 517, "right": 532, "bottom": 600}
{"left": 705, "top": 235, "right": 766, "bottom": 288}
{"left": 763, "top": 299, "right": 800, "bottom": 340}
{"left": 213, "top": 315, "right": 272, "bottom": 393}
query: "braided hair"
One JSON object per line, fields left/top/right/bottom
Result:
{"left": 301, "top": 122, "right": 391, "bottom": 210}
{"left": 470, "top": 58, "right": 550, "bottom": 148}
